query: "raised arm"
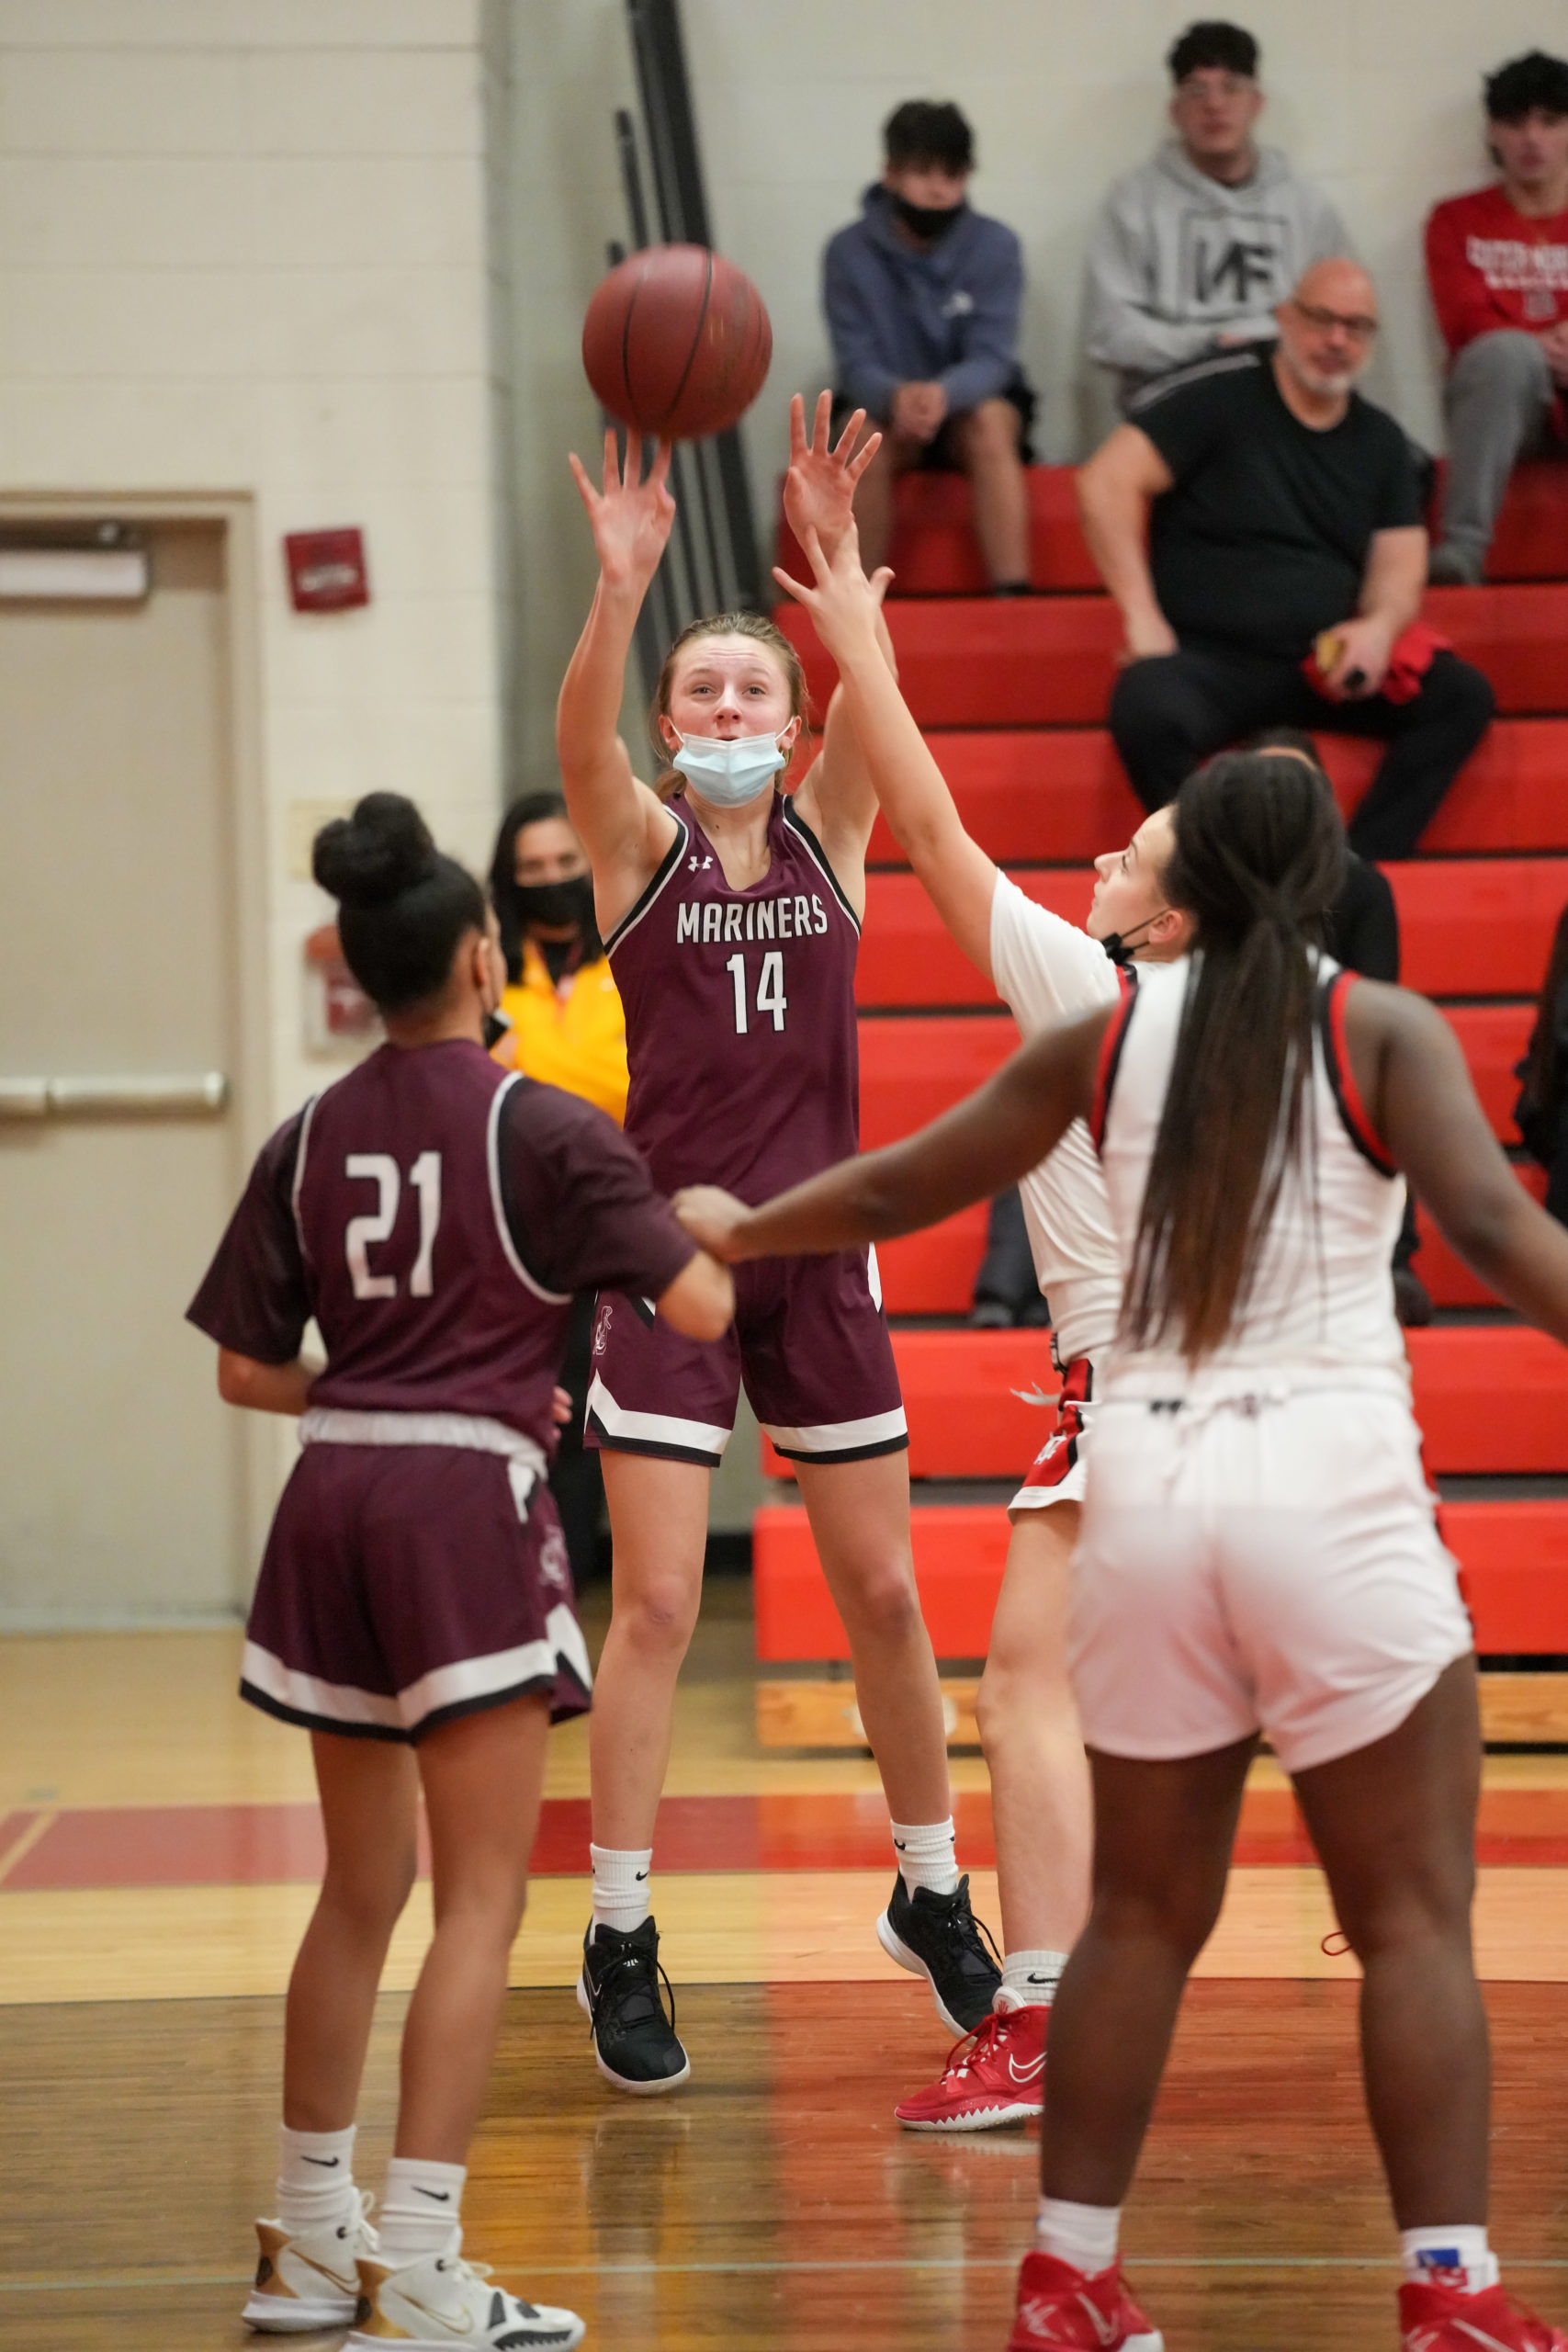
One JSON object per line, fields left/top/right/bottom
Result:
{"left": 557, "top": 430, "right": 682, "bottom": 931}
{"left": 1353, "top": 981, "right": 1568, "bottom": 1345}
{"left": 1076, "top": 424, "right": 1179, "bottom": 663}
{"left": 782, "top": 393, "right": 897, "bottom": 898}
{"left": 776, "top": 510, "right": 998, "bottom": 978}
{"left": 673, "top": 1005, "right": 1110, "bottom": 1263}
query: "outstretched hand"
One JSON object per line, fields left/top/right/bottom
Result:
{"left": 773, "top": 509, "right": 891, "bottom": 665}
{"left": 782, "top": 391, "right": 881, "bottom": 563}
{"left": 567, "top": 428, "right": 676, "bottom": 596}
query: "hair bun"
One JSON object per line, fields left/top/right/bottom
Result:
{"left": 313, "top": 793, "right": 437, "bottom": 910}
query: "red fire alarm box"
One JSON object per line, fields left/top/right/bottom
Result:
{"left": 285, "top": 527, "right": 369, "bottom": 612}
{"left": 304, "top": 923, "right": 378, "bottom": 1053}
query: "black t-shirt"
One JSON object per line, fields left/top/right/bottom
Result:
{"left": 1128, "top": 351, "right": 1423, "bottom": 662}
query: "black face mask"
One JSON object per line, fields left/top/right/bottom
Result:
{"left": 892, "top": 194, "right": 962, "bottom": 243}
{"left": 511, "top": 875, "right": 596, "bottom": 933}
{"left": 1101, "top": 910, "right": 1172, "bottom": 968}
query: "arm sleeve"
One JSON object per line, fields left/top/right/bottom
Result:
{"left": 938, "top": 225, "right": 1023, "bottom": 413}
{"left": 502, "top": 1083, "right": 697, "bottom": 1301}
{"left": 186, "top": 1113, "right": 312, "bottom": 1363}
{"left": 1373, "top": 419, "right": 1425, "bottom": 528}
{"left": 823, "top": 231, "right": 901, "bottom": 419}
{"left": 990, "top": 874, "right": 1122, "bottom": 1035}
{"left": 1124, "top": 365, "right": 1234, "bottom": 479}
{"left": 1425, "top": 201, "right": 1504, "bottom": 355}
{"left": 1081, "top": 188, "right": 1224, "bottom": 376}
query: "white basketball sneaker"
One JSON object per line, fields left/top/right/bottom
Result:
{"left": 348, "top": 2233, "right": 585, "bottom": 2349}
{"left": 243, "top": 2188, "right": 378, "bottom": 2332}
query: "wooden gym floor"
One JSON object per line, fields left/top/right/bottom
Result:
{"left": 6, "top": 1577, "right": 1568, "bottom": 2351}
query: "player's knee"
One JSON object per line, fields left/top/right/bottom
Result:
{"left": 837, "top": 1557, "right": 922, "bottom": 1645}
{"left": 976, "top": 1654, "right": 1068, "bottom": 1749}
{"left": 1095, "top": 1873, "right": 1224, "bottom": 1963}
{"left": 323, "top": 1836, "right": 418, "bottom": 1932}
{"left": 620, "top": 1574, "right": 701, "bottom": 1652}
{"left": 1328, "top": 1857, "right": 1475, "bottom": 1962}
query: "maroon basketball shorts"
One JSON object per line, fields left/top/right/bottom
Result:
{"left": 1009, "top": 1354, "right": 1098, "bottom": 1516}
{"left": 584, "top": 1245, "right": 908, "bottom": 1469}
{"left": 241, "top": 1429, "right": 592, "bottom": 1743}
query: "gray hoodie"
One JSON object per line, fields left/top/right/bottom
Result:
{"left": 1083, "top": 141, "right": 1350, "bottom": 407}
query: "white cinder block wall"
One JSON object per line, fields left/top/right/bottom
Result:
{"left": 0, "top": 0, "right": 506, "bottom": 1133}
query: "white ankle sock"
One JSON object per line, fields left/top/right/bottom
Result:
{"left": 276, "top": 2122, "right": 357, "bottom": 2233}
{"left": 1036, "top": 2195, "right": 1121, "bottom": 2277}
{"left": 591, "top": 1843, "right": 653, "bottom": 1934}
{"left": 998, "top": 1949, "right": 1068, "bottom": 2007}
{"left": 891, "top": 1816, "right": 960, "bottom": 1898}
{"left": 379, "top": 2156, "right": 467, "bottom": 2262}
{"left": 1400, "top": 2225, "right": 1498, "bottom": 2293}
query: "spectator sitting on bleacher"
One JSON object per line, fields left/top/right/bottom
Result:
{"left": 1082, "top": 18, "right": 1349, "bottom": 413}
{"left": 1077, "top": 258, "right": 1495, "bottom": 868}
{"left": 1426, "top": 50, "right": 1568, "bottom": 586}
{"left": 823, "top": 99, "right": 1034, "bottom": 594}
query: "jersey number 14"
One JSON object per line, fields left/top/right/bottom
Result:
{"left": 344, "top": 1151, "right": 442, "bottom": 1299}
{"left": 725, "top": 949, "right": 786, "bottom": 1035}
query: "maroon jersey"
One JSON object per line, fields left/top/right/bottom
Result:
{"left": 607, "top": 790, "right": 862, "bottom": 1202}
{"left": 187, "top": 1038, "right": 694, "bottom": 1451}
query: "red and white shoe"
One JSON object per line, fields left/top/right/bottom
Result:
{"left": 895, "top": 2002, "right": 1046, "bottom": 2132}
{"left": 1400, "top": 2278, "right": 1568, "bottom": 2349}
{"left": 1006, "top": 2251, "right": 1164, "bottom": 2349}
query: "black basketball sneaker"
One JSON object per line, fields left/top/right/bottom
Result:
{"left": 876, "top": 1871, "right": 1002, "bottom": 2034}
{"left": 576, "top": 1917, "right": 691, "bottom": 2093}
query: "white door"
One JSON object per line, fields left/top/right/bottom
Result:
{"left": 0, "top": 522, "right": 248, "bottom": 1621}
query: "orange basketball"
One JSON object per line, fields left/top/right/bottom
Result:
{"left": 581, "top": 244, "right": 772, "bottom": 442}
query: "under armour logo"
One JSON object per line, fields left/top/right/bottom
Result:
{"left": 687, "top": 854, "right": 714, "bottom": 872}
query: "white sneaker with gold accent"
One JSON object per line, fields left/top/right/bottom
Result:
{"left": 243, "top": 2188, "right": 378, "bottom": 2332}
{"left": 348, "top": 2233, "right": 584, "bottom": 2349}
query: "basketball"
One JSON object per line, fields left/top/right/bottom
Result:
{"left": 581, "top": 243, "right": 772, "bottom": 442}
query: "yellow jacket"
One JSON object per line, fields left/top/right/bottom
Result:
{"left": 495, "top": 940, "right": 629, "bottom": 1125}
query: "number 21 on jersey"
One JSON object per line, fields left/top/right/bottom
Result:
{"left": 725, "top": 950, "right": 786, "bottom": 1035}
{"left": 344, "top": 1151, "right": 442, "bottom": 1299}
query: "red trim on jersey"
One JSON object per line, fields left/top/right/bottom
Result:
{"left": 1321, "top": 970, "right": 1398, "bottom": 1178}
{"left": 1089, "top": 969, "right": 1137, "bottom": 1154}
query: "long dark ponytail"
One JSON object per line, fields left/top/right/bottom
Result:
{"left": 1122, "top": 752, "right": 1348, "bottom": 1362}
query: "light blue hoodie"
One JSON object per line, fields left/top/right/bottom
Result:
{"left": 823, "top": 183, "right": 1026, "bottom": 421}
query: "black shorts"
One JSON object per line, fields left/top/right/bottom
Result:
{"left": 242, "top": 1436, "right": 592, "bottom": 1743}
{"left": 584, "top": 1246, "right": 907, "bottom": 1469}
{"left": 831, "top": 373, "right": 1036, "bottom": 467}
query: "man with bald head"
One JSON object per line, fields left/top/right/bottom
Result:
{"left": 1077, "top": 258, "right": 1495, "bottom": 862}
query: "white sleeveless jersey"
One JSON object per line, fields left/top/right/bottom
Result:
{"left": 1092, "top": 953, "right": 1408, "bottom": 1397}
{"left": 988, "top": 873, "right": 1122, "bottom": 1363}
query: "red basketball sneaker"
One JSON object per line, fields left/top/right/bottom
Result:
{"left": 1399, "top": 2278, "right": 1568, "bottom": 2349}
{"left": 895, "top": 2003, "right": 1047, "bottom": 2132}
{"left": 1006, "top": 2251, "right": 1164, "bottom": 2349}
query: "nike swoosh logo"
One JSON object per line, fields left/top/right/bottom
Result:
{"left": 295, "top": 2248, "right": 357, "bottom": 2293}
{"left": 1025, "top": 1973, "right": 1053, "bottom": 1985}
{"left": 301, "top": 2154, "right": 341, "bottom": 2167}
{"left": 893, "top": 1839, "right": 908, "bottom": 1851}
{"left": 1008, "top": 2052, "right": 1046, "bottom": 2083}
{"left": 635, "top": 1871, "right": 649, "bottom": 1881}
{"left": 412, "top": 2187, "right": 451, "bottom": 2202}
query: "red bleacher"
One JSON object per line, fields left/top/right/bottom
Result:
{"left": 758, "top": 458, "right": 1568, "bottom": 1707}
{"left": 775, "top": 457, "right": 1568, "bottom": 599}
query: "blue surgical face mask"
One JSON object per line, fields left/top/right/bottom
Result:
{"left": 671, "top": 729, "right": 787, "bottom": 808}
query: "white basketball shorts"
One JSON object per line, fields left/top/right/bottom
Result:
{"left": 1069, "top": 1386, "right": 1474, "bottom": 1775}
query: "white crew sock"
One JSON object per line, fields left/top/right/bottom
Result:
{"left": 890, "top": 1816, "right": 960, "bottom": 1898}
{"left": 997, "top": 1949, "right": 1069, "bottom": 2009}
{"left": 276, "top": 2122, "right": 358, "bottom": 2233}
{"left": 378, "top": 2157, "right": 467, "bottom": 2263}
{"left": 591, "top": 1843, "right": 653, "bottom": 1935}
{"left": 1036, "top": 2194, "right": 1122, "bottom": 2278}
{"left": 1400, "top": 2225, "right": 1498, "bottom": 2293}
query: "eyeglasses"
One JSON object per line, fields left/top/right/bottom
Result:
{"left": 1291, "top": 300, "right": 1379, "bottom": 342}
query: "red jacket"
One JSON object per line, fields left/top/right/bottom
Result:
{"left": 1425, "top": 183, "right": 1568, "bottom": 354}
